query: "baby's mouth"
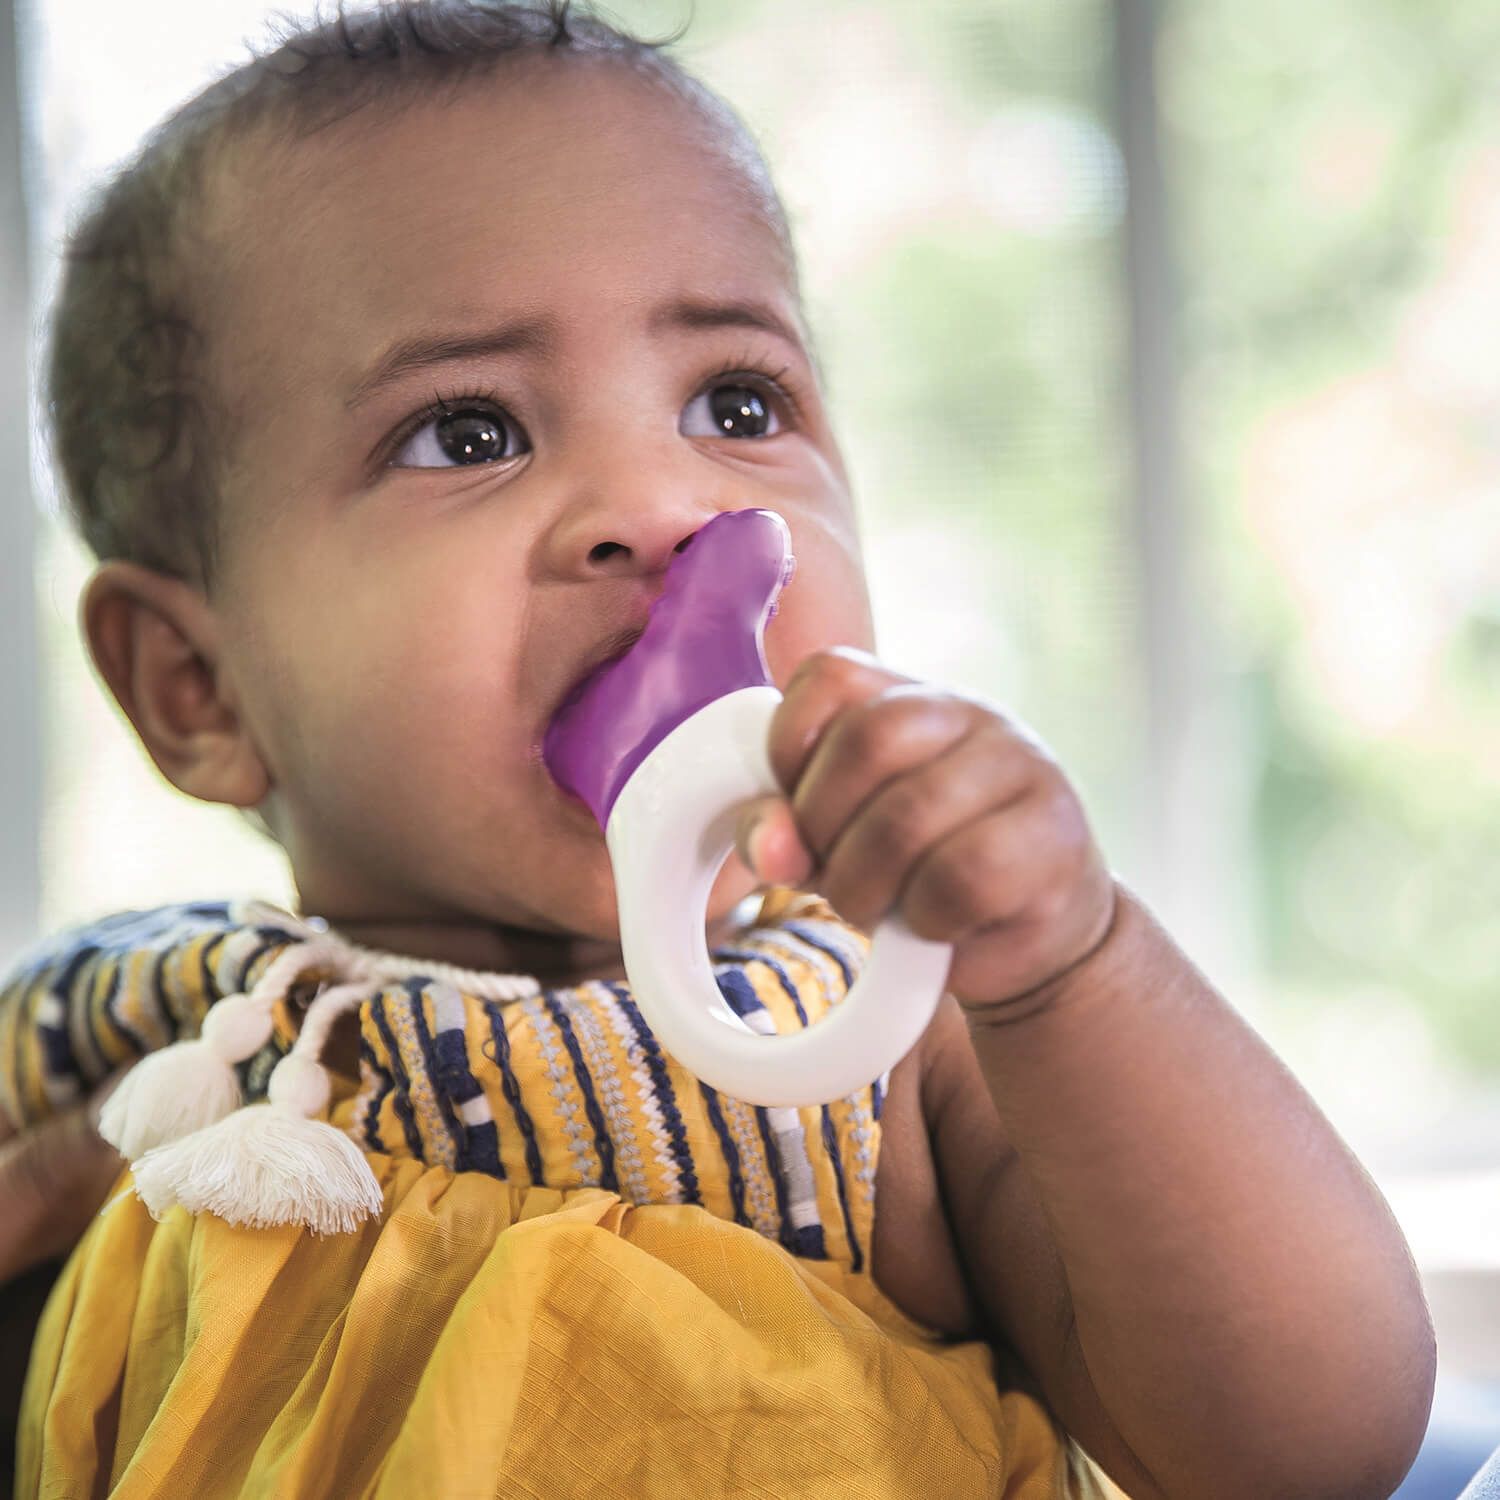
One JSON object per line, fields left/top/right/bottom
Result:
{"left": 553, "top": 624, "right": 648, "bottom": 718}
{"left": 533, "top": 622, "right": 650, "bottom": 768}
{"left": 538, "top": 508, "right": 794, "bottom": 829}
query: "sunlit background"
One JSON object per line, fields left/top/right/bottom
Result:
{"left": 4, "top": 1, "right": 1499, "bottom": 1491}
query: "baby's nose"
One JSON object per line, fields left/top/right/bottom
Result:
{"left": 584, "top": 526, "right": 697, "bottom": 571}
{"left": 549, "top": 492, "right": 723, "bottom": 585}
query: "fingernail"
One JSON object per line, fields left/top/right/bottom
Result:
{"left": 746, "top": 820, "right": 768, "bottom": 877}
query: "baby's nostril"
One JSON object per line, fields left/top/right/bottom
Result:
{"left": 673, "top": 533, "right": 694, "bottom": 554}
{"left": 589, "top": 541, "right": 626, "bottom": 563}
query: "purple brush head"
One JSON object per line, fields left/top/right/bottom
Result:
{"left": 542, "top": 508, "right": 795, "bottom": 827}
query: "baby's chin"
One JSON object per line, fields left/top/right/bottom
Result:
{"left": 496, "top": 841, "right": 763, "bottom": 955}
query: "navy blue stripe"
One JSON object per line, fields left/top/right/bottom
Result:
{"left": 179, "top": 902, "right": 234, "bottom": 922}
{"left": 85, "top": 954, "right": 123, "bottom": 1080}
{"left": 698, "top": 1082, "right": 750, "bottom": 1229}
{"left": 713, "top": 960, "right": 829, "bottom": 1257}
{"left": 48, "top": 944, "right": 108, "bottom": 1082}
{"left": 97, "top": 952, "right": 148, "bottom": 1056}
{"left": 766, "top": 1108, "right": 827, "bottom": 1260}
{"left": 149, "top": 945, "right": 177, "bottom": 1041}
{"left": 820, "top": 1106, "right": 862, "bottom": 1273}
{"left": 236, "top": 937, "right": 280, "bottom": 997}
{"left": 427, "top": 1009, "right": 503, "bottom": 1177}
{"left": 358, "top": 1034, "right": 395, "bottom": 1153}
{"left": 36, "top": 1011, "right": 74, "bottom": 1081}
{"left": 426, "top": 999, "right": 483, "bottom": 1102}
{"left": 416, "top": 990, "right": 503, "bottom": 1177}
{"left": 789, "top": 1219, "right": 827, "bottom": 1258}
{"left": 197, "top": 934, "right": 227, "bottom": 1024}
{"left": 417, "top": 985, "right": 502, "bottom": 1174}
{"left": 782, "top": 921, "right": 856, "bottom": 990}
{"left": 746, "top": 952, "right": 845, "bottom": 1261}
{"left": 431, "top": 1028, "right": 482, "bottom": 1102}
{"left": 871, "top": 1076, "right": 885, "bottom": 1122}
{"left": 541, "top": 991, "right": 617, "bottom": 1192}
{"left": 751, "top": 1105, "right": 793, "bottom": 1250}
{"left": 480, "top": 1003, "right": 533, "bottom": 1184}
{"left": 367, "top": 993, "right": 425, "bottom": 1162}
{"left": 241, "top": 917, "right": 302, "bottom": 949}
{"left": 725, "top": 952, "right": 808, "bottom": 1026}
{"left": 713, "top": 965, "right": 768, "bottom": 1022}
{"left": 605, "top": 981, "right": 701, "bottom": 1205}
{"left": 463, "top": 1120, "right": 502, "bottom": 1177}
{"left": 404, "top": 980, "right": 469, "bottom": 1169}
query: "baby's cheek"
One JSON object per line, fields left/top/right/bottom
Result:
{"left": 766, "top": 541, "right": 875, "bottom": 686}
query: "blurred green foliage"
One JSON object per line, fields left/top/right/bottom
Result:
{"left": 658, "top": 0, "right": 1500, "bottom": 1074}
{"left": 1167, "top": 0, "right": 1500, "bottom": 1071}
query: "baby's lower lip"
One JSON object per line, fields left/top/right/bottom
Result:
{"left": 543, "top": 760, "right": 603, "bottom": 827}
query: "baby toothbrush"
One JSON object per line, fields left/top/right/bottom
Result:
{"left": 543, "top": 507, "right": 951, "bottom": 1107}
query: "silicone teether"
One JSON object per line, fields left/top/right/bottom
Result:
{"left": 542, "top": 508, "right": 951, "bottom": 1106}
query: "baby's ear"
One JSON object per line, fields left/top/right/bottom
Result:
{"left": 81, "top": 560, "right": 270, "bottom": 810}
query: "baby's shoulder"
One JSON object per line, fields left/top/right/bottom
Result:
{"left": 0, "top": 899, "right": 311, "bottom": 1129}
{"left": 2, "top": 899, "right": 303, "bottom": 990}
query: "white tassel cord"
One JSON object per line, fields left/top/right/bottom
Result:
{"left": 99, "top": 936, "right": 346, "bottom": 1160}
{"left": 132, "top": 982, "right": 384, "bottom": 1236}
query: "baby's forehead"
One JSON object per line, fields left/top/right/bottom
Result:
{"left": 208, "top": 68, "right": 810, "bottom": 396}
{"left": 224, "top": 55, "right": 788, "bottom": 268}
{"left": 207, "top": 57, "right": 799, "bottom": 379}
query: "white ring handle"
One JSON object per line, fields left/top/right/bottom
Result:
{"left": 606, "top": 685, "right": 953, "bottom": 1107}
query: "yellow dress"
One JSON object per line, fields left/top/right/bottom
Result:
{"left": 3, "top": 890, "right": 1123, "bottom": 1498}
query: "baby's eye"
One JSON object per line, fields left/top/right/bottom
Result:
{"left": 680, "top": 382, "right": 782, "bottom": 441}
{"left": 391, "top": 403, "right": 529, "bottom": 468}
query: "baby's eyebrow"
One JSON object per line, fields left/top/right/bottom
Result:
{"left": 344, "top": 296, "right": 806, "bottom": 410}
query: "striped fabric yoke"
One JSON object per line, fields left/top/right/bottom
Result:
{"left": 0, "top": 889, "right": 887, "bottom": 1275}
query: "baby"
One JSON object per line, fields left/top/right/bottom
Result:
{"left": 0, "top": 2, "right": 1435, "bottom": 1497}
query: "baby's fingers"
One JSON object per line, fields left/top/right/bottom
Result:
{"left": 734, "top": 794, "right": 815, "bottom": 888}
{"left": 813, "top": 720, "right": 1036, "bottom": 933}
{"left": 769, "top": 648, "right": 922, "bottom": 790}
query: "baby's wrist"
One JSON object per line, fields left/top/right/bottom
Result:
{"left": 957, "top": 877, "right": 1136, "bottom": 1030}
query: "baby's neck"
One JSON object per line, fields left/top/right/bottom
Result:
{"left": 322, "top": 906, "right": 752, "bottom": 989}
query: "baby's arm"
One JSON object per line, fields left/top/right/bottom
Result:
{"left": 921, "top": 906, "right": 1429, "bottom": 1500}
{"left": 736, "top": 647, "right": 1434, "bottom": 1500}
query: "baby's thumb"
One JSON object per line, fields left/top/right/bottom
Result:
{"left": 735, "top": 794, "right": 816, "bottom": 888}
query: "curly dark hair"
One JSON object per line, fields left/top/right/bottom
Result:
{"left": 45, "top": 0, "right": 799, "bottom": 588}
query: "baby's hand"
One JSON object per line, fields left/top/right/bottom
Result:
{"left": 735, "top": 647, "right": 1116, "bottom": 1014}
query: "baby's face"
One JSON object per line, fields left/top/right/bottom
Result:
{"left": 201, "top": 55, "right": 874, "bottom": 960}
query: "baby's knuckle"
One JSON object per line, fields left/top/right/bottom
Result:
{"left": 822, "top": 875, "right": 873, "bottom": 933}
{"left": 832, "top": 697, "right": 893, "bottom": 765}
{"left": 888, "top": 683, "right": 973, "bottom": 728}
{"left": 922, "top": 848, "right": 997, "bottom": 929}
{"left": 792, "top": 645, "right": 871, "bottom": 690}
{"left": 1042, "top": 785, "right": 1094, "bottom": 864}
{"left": 903, "top": 899, "right": 955, "bottom": 944}
{"left": 852, "top": 689, "right": 961, "bottom": 764}
{"left": 1024, "top": 872, "right": 1078, "bottom": 933}
{"left": 866, "top": 785, "right": 932, "bottom": 864}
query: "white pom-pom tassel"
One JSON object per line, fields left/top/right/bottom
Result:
{"left": 132, "top": 1052, "right": 383, "bottom": 1236}
{"left": 98, "top": 936, "right": 350, "bottom": 1161}
{"left": 98, "top": 991, "right": 275, "bottom": 1158}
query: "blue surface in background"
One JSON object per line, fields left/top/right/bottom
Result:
{"left": 1393, "top": 1374, "right": 1500, "bottom": 1499}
